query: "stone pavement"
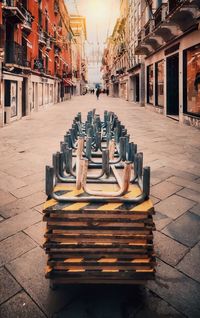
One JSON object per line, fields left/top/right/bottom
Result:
{"left": 0, "top": 94, "right": 200, "bottom": 318}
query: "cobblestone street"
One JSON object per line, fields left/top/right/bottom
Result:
{"left": 0, "top": 94, "right": 200, "bottom": 318}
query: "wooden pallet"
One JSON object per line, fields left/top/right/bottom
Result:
{"left": 43, "top": 183, "right": 156, "bottom": 285}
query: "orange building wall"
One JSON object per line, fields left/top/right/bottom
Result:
{"left": 23, "top": 0, "right": 72, "bottom": 77}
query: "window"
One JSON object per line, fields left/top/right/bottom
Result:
{"left": 183, "top": 44, "right": 200, "bottom": 116}
{"left": 147, "top": 64, "right": 154, "bottom": 104}
{"left": 155, "top": 60, "right": 164, "bottom": 107}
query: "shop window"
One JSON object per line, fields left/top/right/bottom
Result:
{"left": 147, "top": 64, "right": 154, "bottom": 104}
{"left": 4, "top": 81, "right": 18, "bottom": 117}
{"left": 183, "top": 44, "right": 200, "bottom": 116}
{"left": 38, "top": 83, "right": 43, "bottom": 106}
{"left": 155, "top": 60, "right": 164, "bottom": 107}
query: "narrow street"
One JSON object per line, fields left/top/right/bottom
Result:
{"left": 0, "top": 95, "right": 200, "bottom": 317}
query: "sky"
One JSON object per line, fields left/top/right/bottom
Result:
{"left": 65, "top": 0, "right": 120, "bottom": 85}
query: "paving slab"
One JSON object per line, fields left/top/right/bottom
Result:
{"left": 151, "top": 166, "right": 174, "bottom": 181}
{"left": 6, "top": 246, "right": 80, "bottom": 317}
{"left": 177, "top": 242, "right": 200, "bottom": 283}
{"left": 0, "top": 232, "right": 36, "bottom": 266}
{"left": 154, "top": 231, "right": 188, "bottom": 266}
{"left": 0, "top": 210, "right": 42, "bottom": 241}
{"left": 148, "top": 259, "right": 200, "bottom": 318}
{"left": 135, "top": 290, "right": 183, "bottom": 318}
{"left": 162, "top": 211, "right": 200, "bottom": 247}
{"left": 168, "top": 169, "right": 199, "bottom": 181}
{"left": 10, "top": 181, "right": 44, "bottom": 199}
{"left": 0, "top": 171, "right": 26, "bottom": 192}
{"left": 0, "top": 267, "right": 21, "bottom": 305}
{"left": 150, "top": 181, "right": 182, "bottom": 200}
{"left": 177, "top": 188, "right": 200, "bottom": 203}
{"left": 189, "top": 203, "right": 200, "bottom": 217}
{"left": 167, "top": 176, "right": 200, "bottom": 193}
{"left": 0, "top": 291, "right": 46, "bottom": 318}
{"left": 153, "top": 212, "right": 172, "bottom": 230}
{"left": 0, "top": 189, "right": 16, "bottom": 207}
{"left": 24, "top": 221, "right": 46, "bottom": 246}
{"left": 0, "top": 191, "right": 46, "bottom": 219}
{"left": 155, "top": 194, "right": 196, "bottom": 219}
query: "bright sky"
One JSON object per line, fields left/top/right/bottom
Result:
{"left": 65, "top": 0, "right": 120, "bottom": 84}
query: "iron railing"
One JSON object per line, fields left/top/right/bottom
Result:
{"left": 3, "top": 0, "right": 32, "bottom": 23}
{"left": 168, "top": 0, "right": 184, "bottom": 13}
{"left": 5, "top": 41, "right": 30, "bottom": 67}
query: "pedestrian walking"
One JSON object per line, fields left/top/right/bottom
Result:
{"left": 96, "top": 88, "right": 100, "bottom": 100}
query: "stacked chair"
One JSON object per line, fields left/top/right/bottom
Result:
{"left": 43, "top": 110, "right": 156, "bottom": 287}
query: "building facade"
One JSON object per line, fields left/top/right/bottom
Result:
{"left": 102, "top": 0, "right": 200, "bottom": 128}
{"left": 70, "top": 15, "right": 88, "bottom": 96}
{"left": 102, "top": 0, "right": 129, "bottom": 100}
{"left": 127, "top": 0, "right": 145, "bottom": 106}
{"left": 135, "top": 0, "right": 200, "bottom": 127}
{"left": 0, "top": 0, "right": 87, "bottom": 127}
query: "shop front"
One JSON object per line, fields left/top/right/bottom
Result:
{"left": 183, "top": 43, "right": 200, "bottom": 127}
{"left": 3, "top": 72, "right": 23, "bottom": 125}
{"left": 30, "top": 74, "right": 54, "bottom": 110}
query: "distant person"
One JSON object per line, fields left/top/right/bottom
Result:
{"left": 96, "top": 88, "right": 100, "bottom": 100}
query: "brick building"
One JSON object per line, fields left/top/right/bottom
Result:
{"left": 70, "top": 15, "right": 88, "bottom": 95}
{"left": 0, "top": 0, "right": 87, "bottom": 127}
{"left": 102, "top": 0, "right": 129, "bottom": 100}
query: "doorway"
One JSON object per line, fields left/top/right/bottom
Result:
{"left": 22, "top": 79, "right": 26, "bottom": 117}
{"left": 135, "top": 74, "right": 140, "bottom": 102}
{"left": 166, "top": 54, "right": 179, "bottom": 116}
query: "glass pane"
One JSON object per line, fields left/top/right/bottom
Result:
{"left": 148, "top": 64, "right": 154, "bottom": 104}
{"left": 156, "top": 60, "right": 164, "bottom": 107}
{"left": 187, "top": 45, "right": 200, "bottom": 115}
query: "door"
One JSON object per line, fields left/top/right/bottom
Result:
{"left": 167, "top": 54, "right": 179, "bottom": 115}
{"left": 22, "top": 79, "right": 26, "bottom": 117}
{"left": 135, "top": 74, "right": 140, "bottom": 102}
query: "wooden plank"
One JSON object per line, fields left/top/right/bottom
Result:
{"left": 45, "top": 269, "right": 155, "bottom": 278}
{"left": 48, "top": 227, "right": 153, "bottom": 234}
{"left": 45, "top": 220, "right": 154, "bottom": 229}
{"left": 47, "top": 264, "right": 154, "bottom": 271}
{"left": 47, "top": 253, "right": 155, "bottom": 260}
{"left": 44, "top": 214, "right": 154, "bottom": 223}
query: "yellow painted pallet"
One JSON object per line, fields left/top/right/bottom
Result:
{"left": 43, "top": 182, "right": 155, "bottom": 285}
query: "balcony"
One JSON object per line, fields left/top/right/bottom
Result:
{"left": 2, "top": 0, "right": 27, "bottom": 24}
{"left": 5, "top": 41, "right": 30, "bottom": 68}
{"left": 54, "top": 47, "right": 60, "bottom": 57}
{"left": 21, "top": 10, "right": 32, "bottom": 34}
{"left": 54, "top": 1, "right": 59, "bottom": 15}
{"left": 38, "top": 30, "right": 46, "bottom": 46}
{"left": 168, "top": 0, "right": 184, "bottom": 13}
{"left": 135, "top": 0, "right": 200, "bottom": 56}
{"left": 116, "top": 67, "right": 126, "bottom": 75}
{"left": 168, "top": 0, "right": 200, "bottom": 32}
{"left": 46, "top": 37, "right": 51, "bottom": 51}
{"left": 154, "top": 3, "right": 168, "bottom": 28}
{"left": 33, "top": 58, "right": 44, "bottom": 71}
{"left": 117, "top": 42, "right": 126, "bottom": 56}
